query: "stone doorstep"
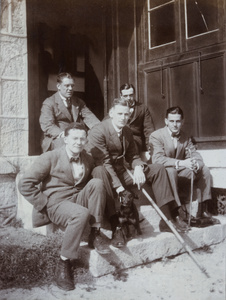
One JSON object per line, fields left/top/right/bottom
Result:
{"left": 78, "top": 214, "right": 226, "bottom": 278}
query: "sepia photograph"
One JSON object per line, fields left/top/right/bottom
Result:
{"left": 0, "top": 0, "right": 225, "bottom": 299}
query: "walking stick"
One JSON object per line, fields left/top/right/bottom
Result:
{"left": 188, "top": 148, "right": 194, "bottom": 227}
{"left": 187, "top": 148, "right": 194, "bottom": 227}
{"left": 126, "top": 168, "right": 210, "bottom": 278}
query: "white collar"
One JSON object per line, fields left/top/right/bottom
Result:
{"left": 111, "top": 120, "right": 122, "bottom": 135}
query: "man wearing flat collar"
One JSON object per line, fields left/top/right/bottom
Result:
{"left": 149, "top": 106, "right": 216, "bottom": 219}
{"left": 18, "top": 122, "right": 109, "bottom": 291}
{"left": 87, "top": 98, "right": 189, "bottom": 243}
{"left": 39, "top": 72, "right": 100, "bottom": 152}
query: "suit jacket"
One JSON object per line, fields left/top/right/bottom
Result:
{"left": 39, "top": 92, "right": 100, "bottom": 152}
{"left": 149, "top": 127, "right": 204, "bottom": 168}
{"left": 18, "top": 146, "right": 94, "bottom": 227}
{"left": 128, "top": 103, "right": 155, "bottom": 151}
{"left": 86, "top": 119, "right": 145, "bottom": 189}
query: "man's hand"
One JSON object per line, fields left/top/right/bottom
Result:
{"left": 133, "top": 165, "right": 146, "bottom": 189}
{"left": 179, "top": 158, "right": 199, "bottom": 172}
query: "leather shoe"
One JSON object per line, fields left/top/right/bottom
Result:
{"left": 172, "top": 216, "right": 189, "bottom": 232}
{"left": 111, "top": 226, "right": 125, "bottom": 248}
{"left": 88, "top": 228, "right": 110, "bottom": 255}
{"left": 55, "top": 258, "right": 74, "bottom": 291}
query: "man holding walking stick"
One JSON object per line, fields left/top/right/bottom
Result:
{"left": 86, "top": 99, "right": 189, "bottom": 246}
{"left": 149, "top": 106, "right": 219, "bottom": 223}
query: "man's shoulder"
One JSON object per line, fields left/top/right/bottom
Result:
{"left": 42, "top": 92, "right": 58, "bottom": 105}
{"left": 151, "top": 127, "right": 166, "bottom": 138}
{"left": 71, "top": 95, "right": 85, "bottom": 106}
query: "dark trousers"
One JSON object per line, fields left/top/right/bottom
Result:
{"left": 47, "top": 178, "right": 106, "bottom": 260}
{"left": 92, "top": 164, "right": 175, "bottom": 218}
{"left": 166, "top": 165, "right": 212, "bottom": 206}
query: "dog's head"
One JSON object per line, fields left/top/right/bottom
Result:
{"left": 119, "top": 190, "right": 134, "bottom": 207}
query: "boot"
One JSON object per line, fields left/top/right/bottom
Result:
{"left": 110, "top": 214, "right": 125, "bottom": 248}
{"left": 197, "top": 201, "right": 220, "bottom": 224}
{"left": 88, "top": 227, "right": 110, "bottom": 254}
{"left": 112, "top": 226, "right": 125, "bottom": 248}
{"left": 55, "top": 258, "right": 74, "bottom": 291}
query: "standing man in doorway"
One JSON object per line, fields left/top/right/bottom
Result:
{"left": 39, "top": 72, "right": 100, "bottom": 152}
{"left": 120, "top": 83, "right": 155, "bottom": 153}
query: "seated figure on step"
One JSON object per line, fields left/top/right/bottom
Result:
{"left": 86, "top": 98, "right": 190, "bottom": 242}
{"left": 149, "top": 106, "right": 220, "bottom": 225}
{"left": 18, "top": 122, "right": 112, "bottom": 291}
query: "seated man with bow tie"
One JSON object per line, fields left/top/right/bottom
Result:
{"left": 39, "top": 72, "right": 100, "bottom": 152}
{"left": 18, "top": 122, "right": 110, "bottom": 291}
{"left": 149, "top": 106, "right": 215, "bottom": 220}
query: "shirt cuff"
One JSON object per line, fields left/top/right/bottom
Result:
{"left": 116, "top": 186, "right": 125, "bottom": 194}
{"left": 175, "top": 160, "right": 180, "bottom": 169}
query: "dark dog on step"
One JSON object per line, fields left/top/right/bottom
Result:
{"left": 117, "top": 190, "right": 142, "bottom": 239}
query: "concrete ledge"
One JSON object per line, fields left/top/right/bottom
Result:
{"left": 80, "top": 215, "right": 226, "bottom": 277}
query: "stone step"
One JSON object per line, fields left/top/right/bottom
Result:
{"left": 78, "top": 215, "right": 226, "bottom": 277}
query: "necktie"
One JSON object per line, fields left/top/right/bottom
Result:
{"left": 70, "top": 156, "right": 80, "bottom": 163}
{"left": 66, "top": 98, "right": 71, "bottom": 108}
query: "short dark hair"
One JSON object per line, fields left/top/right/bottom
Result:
{"left": 64, "top": 122, "right": 87, "bottom": 137}
{"left": 120, "top": 83, "right": 135, "bottom": 94}
{"left": 57, "top": 72, "right": 74, "bottom": 84}
{"left": 110, "top": 98, "right": 130, "bottom": 109}
{"left": 166, "top": 106, "right": 184, "bottom": 119}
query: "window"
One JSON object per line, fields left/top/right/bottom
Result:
{"left": 185, "top": 0, "right": 219, "bottom": 39}
{"left": 148, "top": 0, "right": 176, "bottom": 49}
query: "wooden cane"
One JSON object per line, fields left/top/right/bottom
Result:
{"left": 188, "top": 148, "right": 194, "bottom": 227}
{"left": 126, "top": 167, "right": 210, "bottom": 278}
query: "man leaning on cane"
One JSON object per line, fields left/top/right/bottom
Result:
{"left": 149, "top": 106, "right": 220, "bottom": 224}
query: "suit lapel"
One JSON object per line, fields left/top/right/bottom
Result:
{"left": 163, "top": 127, "right": 177, "bottom": 158}
{"left": 108, "top": 120, "right": 123, "bottom": 152}
{"left": 71, "top": 97, "right": 79, "bottom": 122}
{"left": 59, "top": 147, "right": 75, "bottom": 184}
{"left": 55, "top": 93, "right": 72, "bottom": 121}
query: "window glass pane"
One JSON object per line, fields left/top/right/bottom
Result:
{"left": 149, "top": 2, "right": 175, "bottom": 48}
{"left": 149, "top": 0, "right": 172, "bottom": 9}
{"left": 186, "top": 0, "right": 218, "bottom": 37}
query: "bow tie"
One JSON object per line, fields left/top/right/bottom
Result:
{"left": 172, "top": 132, "right": 180, "bottom": 138}
{"left": 70, "top": 156, "right": 80, "bottom": 163}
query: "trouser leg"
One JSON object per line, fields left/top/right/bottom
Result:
{"left": 92, "top": 166, "right": 117, "bottom": 218}
{"left": 195, "top": 166, "right": 212, "bottom": 202}
{"left": 74, "top": 178, "right": 106, "bottom": 225}
{"left": 47, "top": 201, "right": 90, "bottom": 260}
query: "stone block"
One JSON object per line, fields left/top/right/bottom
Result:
{"left": 1, "top": 80, "right": 27, "bottom": 116}
{"left": 0, "top": 175, "right": 17, "bottom": 207}
{"left": 0, "top": 36, "right": 27, "bottom": 78}
{"left": 84, "top": 216, "right": 226, "bottom": 277}
{"left": 0, "top": 117, "right": 28, "bottom": 156}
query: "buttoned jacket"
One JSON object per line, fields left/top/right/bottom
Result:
{"left": 39, "top": 92, "right": 100, "bottom": 152}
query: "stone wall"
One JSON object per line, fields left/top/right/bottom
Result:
{"left": 0, "top": 0, "right": 28, "bottom": 224}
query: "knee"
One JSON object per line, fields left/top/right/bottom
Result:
{"left": 89, "top": 178, "right": 105, "bottom": 192}
{"left": 166, "top": 167, "right": 178, "bottom": 178}
{"left": 92, "top": 166, "right": 108, "bottom": 177}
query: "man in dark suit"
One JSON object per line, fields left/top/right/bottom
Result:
{"left": 39, "top": 72, "right": 100, "bottom": 152}
{"left": 87, "top": 98, "right": 189, "bottom": 245}
{"left": 149, "top": 106, "right": 216, "bottom": 219}
{"left": 18, "top": 123, "right": 110, "bottom": 291}
{"left": 120, "top": 83, "right": 155, "bottom": 152}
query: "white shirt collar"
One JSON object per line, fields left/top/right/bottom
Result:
{"left": 65, "top": 146, "right": 80, "bottom": 160}
{"left": 111, "top": 120, "right": 122, "bottom": 135}
{"left": 166, "top": 127, "right": 180, "bottom": 138}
